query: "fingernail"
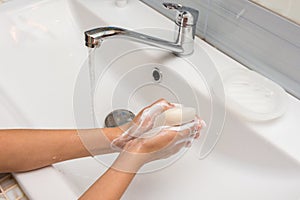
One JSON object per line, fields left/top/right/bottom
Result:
{"left": 185, "top": 141, "right": 192, "bottom": 147}
{"left": 200, "top": 120, "right": 207, "bottom": 128}
{"left": 194, "top": 124, "right": 201, "bottom": 132}
{"left": 172, "top": 103, "right": 182, "bottom": 108}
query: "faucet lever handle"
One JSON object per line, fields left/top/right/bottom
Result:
{"left": 163, "top": 2, "right": 182, "bottom": 10}
{"left": 163, "top": 2, "right": 199, "bottom": 26}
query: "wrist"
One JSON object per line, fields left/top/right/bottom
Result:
{"left": 112, "top": 151, "right": 145, "bottom": 173}
{"left": 104, "top": 122, "right": 132, "bottom": 141}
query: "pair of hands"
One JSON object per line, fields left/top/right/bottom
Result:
{"left": 111, "top": 99, "right": 203, "bottom": 173}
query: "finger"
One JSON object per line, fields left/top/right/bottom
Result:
{"left": 133, "top": 100, "right": 174, "bottom": 133}
{"left": 111, "top": 134, "right": 134, "bottom": 150}
{"left": 185, "top": 140, "right": 192, "bottom": 147}
{"left": 111, "top": 139, "right": 127, "bottom": 150}
{"left": 141, "top": 128, "right": 194, "bottom": 154}
{"left": 143, "top": 100, "right": 174, "bottom": 118}
{"left": 167, "top": 120, "right": 200, "bottom": 137}
{"left": 194, "top": 132, "right": 200, "bottom": 139}
{"left": 137, "top": 126, "right": 166, "bottom": 139}
{"left": 161, "top": 139, "right": 190, "bottom": 159}
{"left": 164, "top": 119, "right": 203, "bottom": 146}
{"left": 150, "top": 99, "right": 174, "bottom": 110}
{"left": 174, "top": 136, "right": 194, "bottom": 146}
{"left": 137, "top": 99, "right": 173, "bottom": 118}
{"left": 145, "top": 123, "right": 194, "bottom": 151}
{"left": 195, "top": 115, "right": 206, "bottom": 130}
{"left": 145, "top": 129, "right": 178, "bottom": 151}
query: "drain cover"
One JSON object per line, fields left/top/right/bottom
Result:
{"left": 104, "top": 109, "right": 135, "bottom": 127}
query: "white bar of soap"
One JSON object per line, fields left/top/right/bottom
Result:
{"left": 154, "top": 106, "right": 196, "bottom": 127}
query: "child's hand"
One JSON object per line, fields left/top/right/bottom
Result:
{"left": 112, "top": 99, "right": 174, "bottom": 150}
{"left": 112, "top": 118, "right": 202, "bottom": 173}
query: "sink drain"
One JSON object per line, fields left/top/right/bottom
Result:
{"left": 104, "top": 109, "right": 135, "bottom": 127}
{"left": 152, "top": 68, "right": 162, "bottom": 82}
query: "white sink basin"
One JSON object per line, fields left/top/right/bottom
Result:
{"left": 69, "top": 41, "right": 300, "bottom": 200}
{"left": 0, "top": 0, "right": 86, "bottom": 128}
{"left": 61, "top": 1, "right": 300, "bottom": 199}
{"left": 0, "top": 0, "right": 300, "bottom": 200}
{"left": 0, "top": 85, "right": 29, "bottom": 127}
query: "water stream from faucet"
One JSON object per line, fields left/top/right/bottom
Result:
{"left": 88, "top": 48, "right": 96, "bottom": 127}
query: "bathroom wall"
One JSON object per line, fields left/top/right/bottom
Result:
{"left": 141, "top": 0, "right": 300, "bottom": 99}
{"left": 252, "top": 0, "right": 300, "bottom": 24}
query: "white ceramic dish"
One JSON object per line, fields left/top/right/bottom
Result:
{"left": 222, "top": 68, "right": 287, "bottom": 121}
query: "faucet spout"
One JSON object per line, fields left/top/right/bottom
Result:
{"left": 84, "top": 3, "right": 199, "bottom": 56}
{"left": 85, "top": 26, "right": 189, "bottom": 55}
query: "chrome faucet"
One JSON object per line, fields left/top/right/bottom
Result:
{"left": 84, "top": 3, "right": 199, "bottom": 56}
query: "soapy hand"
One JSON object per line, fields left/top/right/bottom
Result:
{"left": 112, "top": 117, "right": 202, "bottom": 173}
{"left": 111, "top": 99, "right": 174, "bottom": 150}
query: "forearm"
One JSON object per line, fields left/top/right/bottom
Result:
{"left": 79, "top": 166, "right": 137, "bottom": 200}
{"left": 0, "top": 128, "right": 123, "bottom": 172}
{"left": 80, "top": 150, "right": 144, "bottom": 200}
